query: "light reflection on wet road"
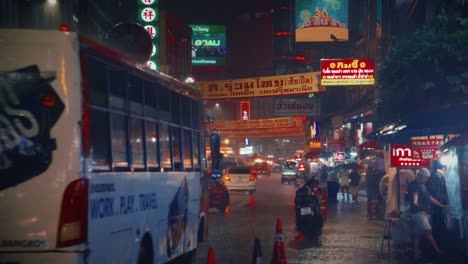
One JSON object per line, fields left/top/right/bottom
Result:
{"left": 196, "top": 173, "right": 404, "bottom": 264}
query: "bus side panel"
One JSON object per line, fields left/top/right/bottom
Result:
{"left": 0, "top": 29, "right": 83, "bottom": 258}
{"left": 88, "top": 171, "right": 200, "bottom": 264}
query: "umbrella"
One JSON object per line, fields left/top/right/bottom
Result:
{"left": 334, "top": 164, "right": 347, "bottom": 171}
{"left": 318, "top": 152, "right": 333, "bottom": 159}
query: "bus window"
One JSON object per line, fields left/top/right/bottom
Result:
{"left": 89, "top": 109, "right": 111, "bottom": 171}
{"left": 171, "top": 91, "right": 181, "bottom": 124}
{"left": 160, "top": 123, "right": 171, "bottom": 169}
{"left": 108, "top": 67, "right": 129, "bottom": 170}
{"left": 172, "top": 126, "right": 182, "bottom": 171}
{"left": 193, "top": 132, "right": 200, "bottom": 171}
{"left": 145, "top": 121, "right": 159, "bottom": 170}
{"left": 128, "top": 75, "right": 145, "bottom": 170}
{"left": 144, "top": 80, "right": 158, "bottom": 119}
{"left": 110, "top": 113, "right": 129, "bottom": 170}
{"left": 183, "top": 129, "right": 193, "bottom": 170}
{"left": 192, "top": 101, "right": 200, "bottom": 130}
{"left": 87, "top": 58, "right": 108, "bottom": 108}
{"left": 109, "top": 67, "right": 126, "bottom": 111}
{"left": 87, "top": 57, "right": 111, "bottom": 171}
{"left": 182, "top": 96, "right": 192, "bottom": 127}
{"left": 159, "top": 88, "right": 171, "bottom": 122}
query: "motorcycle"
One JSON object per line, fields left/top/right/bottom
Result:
{"left": 294, "top": 181, "right": 323, "bottom": 238}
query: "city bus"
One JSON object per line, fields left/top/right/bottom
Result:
{"left": 0, "top": 27, "right": 209, "bottom": 263}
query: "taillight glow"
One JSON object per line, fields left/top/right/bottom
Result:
{"left": 249, "top": 175, "right": 256, "bottom": 181}
{"left": 59, "top": 24, "right": 70, "bottom": 32}
{"left": 57, "top": 179, "right": 88, "bottom": 248}
{"left": 41, "top": 93, "right": 58, "bottom": 108}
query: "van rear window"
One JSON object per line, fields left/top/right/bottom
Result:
{"left": 228, "top": 168, "right": 251, "bottom": 174}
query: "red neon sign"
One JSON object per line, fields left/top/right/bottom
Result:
{"left": 390, "top": 144, "right": 430, "bottom": 167}
{"left": 240, "top": 101, "right": 250, "bottom": 121}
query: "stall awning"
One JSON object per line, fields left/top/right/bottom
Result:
{"left": 366, "top": 102, "right": 468, "bottom": 144}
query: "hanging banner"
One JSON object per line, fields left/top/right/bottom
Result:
{"left": 196, "top": 72, "right": 324, "bottom": 100}
{"left": 205, "top": 117, "right": 301, "bottom": 130}
{"left": 205, "top": 117, "right": 305, "bottom": 139}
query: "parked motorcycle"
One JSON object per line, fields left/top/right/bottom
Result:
{"left": 294, "top": 179, "right": 323, "bottom": 237}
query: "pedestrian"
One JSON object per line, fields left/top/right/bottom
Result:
{"left": 426, "top": 160, "right": 449, "bottom": 251}
{"left": 378, "top": 174, "right": 389, "bottom": 217}
{"left": 349, "top": 168, "right": 361, "bottom": 202}
{"left": 408, "top": 167, "right": 447, "bottom": 262}
{"left": 366, "top": 166, "right": 380, "bottom": 218}
{"left": 337, "top": 169, "right": 350, "bottom": 200}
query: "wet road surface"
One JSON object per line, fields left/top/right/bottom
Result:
{"left": 195, "top": 173, "right": 465, "bottom": 264}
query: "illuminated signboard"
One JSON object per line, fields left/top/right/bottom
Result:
{"left": 190, "top": 25, "right": 226, "bottom": 67}
{"left": 390, "top": 144, "right": 430, "bottom": 167}
{"left": 240, "top": 101, "right": 250, "bottom": 121}
{"left": 138, "top": 0, "right": 159, "bottom": 71}
{"left": 295, "top": 0, "right": 349, "bottom": 42}
{"left": 320, "top": 58, "right": 375, "bottom": 86}
{"left": 196, "top": 72, "right": 324, "bottom": 100}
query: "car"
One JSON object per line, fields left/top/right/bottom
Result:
{"left": 222, "top": 156, "right": 246, "bottom": 169}
{"left": 222, "top": 166, "right": 257, "bottom": 194}
{"left": 207, "top": 179, "right": 230, "bottom": 212}
{"left": 281, "top": 160, "right": 299, "bottom": 184}
{"left": 253, "top": 161, "right": 271, "bottom": 176}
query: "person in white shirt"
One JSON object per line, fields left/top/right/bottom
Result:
{"left": 338, "top": 169, "right": 350, "bottom": 200}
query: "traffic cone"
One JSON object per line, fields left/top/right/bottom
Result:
{"left": 271, "top": 218, "right": 287, "bottom": 264}
{"left": 207, "top": 247, "right": 216, "bottom": 264}
{"left": 252, "top": 236, "right": 263, "bottom": 264}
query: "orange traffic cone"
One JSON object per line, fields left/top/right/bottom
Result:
{"left": 252, "top": 236, "right": 263, "bottom": 264}
{"left": 207, "top": 247, "right": 216, "bottom": 264}
{"left": 271, "top": 218, "right": 287, "bottom": 264}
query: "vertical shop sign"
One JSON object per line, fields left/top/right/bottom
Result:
{"left": 138, "top": 0, "right": 159, "bottom": 71}
{"left": 240, "top": 101, "right": 250, "bottom": 121}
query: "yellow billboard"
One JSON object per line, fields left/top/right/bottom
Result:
{"left": 196, "top": 72, "right": 324, "bottom": 100}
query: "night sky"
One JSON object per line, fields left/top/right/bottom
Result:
{"left": 160, "top": 0, "right": 271, "bottom": 24}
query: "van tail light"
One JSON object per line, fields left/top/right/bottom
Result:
{"left": 57, "top": 179, "right": 88, "bottom": 248}
{"left": 224, "top": 175, "right": 231, "bottom": 182}
{"left": 249, "top": 174, "right": 256, "bottom": 181}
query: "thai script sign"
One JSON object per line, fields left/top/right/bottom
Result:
{"left": 205, "top": 117, "right": 305, "bottom": 139}
{"left": 218, "top": 126, "right": 305, "bottom": 139}
{"left": 320, "top": 58, "right": 375, "bottom": 86}
{"left": 196, "top": 72, "right": 324, "bottom": 100}
{"left": 205, "top": 117, "right": 301, "bottom": 130}
{"left": 274, "top": 98, "right": 320, "bottom": 116}
{"left": 390, "top": 144, "right": 430, "bottom": 167}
